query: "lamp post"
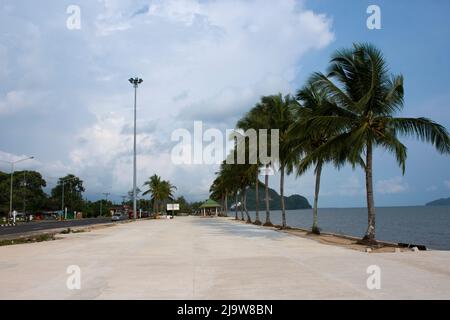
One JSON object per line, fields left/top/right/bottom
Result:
{"left": 128, "top": 77, "right": 143, "bottom": 220}
{"left": 0, "top": 156, "right": 34, "bottom": 219}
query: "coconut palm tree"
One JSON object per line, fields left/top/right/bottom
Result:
{"left": 247, "top": 165, "right": 261, "bottom": 225}
{"left": 237, "top": 164, "right": 254, "bottom": 223}
{"left": 236, "top": 98, "right": 279, "bottom": 227}
{"left": 236, "top": 112, "right": 263, "bottom": 225}
{"left": 143, "top": 174, "right": 162, "bottom": 213}
{"left": 143, "top": 175, "right": 177, "bottom": 213}
{"left": 305, "top": 43, "right": 450, "bottom": 243}
{"left": 291, "top": 84, "right": 327, "bottom": 234}
{"left": 210, "top": 173, "right": 227, "bottom": 216}
{"left": 218, "top": 159, "right": 242, "bottom": 220}
{"left": 291, "top": 82, "right": 349, "bottom": 234}
{"left": 159, "top": 180, "right": 177, "bottom": 212}
{"left": 260, "top": 94, "right": 300, "bottom": 229}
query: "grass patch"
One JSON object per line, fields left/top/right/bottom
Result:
{"left": 0, "top": 234, "right": 56, "bottom": 247}
{"left": 60, "top": 228, "right": 86, "bottom": 234}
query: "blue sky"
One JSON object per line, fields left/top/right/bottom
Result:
{"left": 0, "top": 0, "right": 449, "bottom": 207}
{"left": 296, "top": 0, "right": 450, "bottom": 206}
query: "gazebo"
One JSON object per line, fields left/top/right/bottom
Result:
{"left": 199, "top": 199, "right": 221, "bottom": 217}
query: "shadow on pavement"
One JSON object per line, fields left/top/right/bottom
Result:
{"left": 191, "top": 217, "right": 287, "bottom": 240}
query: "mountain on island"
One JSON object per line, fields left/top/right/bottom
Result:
{"left": 229, "top": 184, "right": 311, "bottom": 211}
{"left": 426, "top": 198, "right": 450, "bottom": 206}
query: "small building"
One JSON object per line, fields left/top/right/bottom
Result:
{"left": 199, "top": 199, "right": 221, "bottom": 217}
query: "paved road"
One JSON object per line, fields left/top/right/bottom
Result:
{"left": 0, "top": 218, "right": 113, "bottom": 238}
{"left": 0, "top": 216, "right": 449, "bottom": 299}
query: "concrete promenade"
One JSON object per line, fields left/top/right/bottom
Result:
{"left": 1, "top": 216, "right": 449, "bottom": 299}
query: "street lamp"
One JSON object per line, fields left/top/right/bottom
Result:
{"left": 128, "top": 77, "right": 143, "bottom": 220}
{"left": 0, "top": 156, "right": 34, "bottom": 219}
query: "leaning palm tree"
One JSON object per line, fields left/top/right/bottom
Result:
{"left": 291, "top": 82, "right": 348, "bottom": 234}
{"left": 306, "top": 43, "right": 450, "bottom": 243}
{"left": 237, "top": 164, "right": 254, "bottom": 223}
{"left": 210, "top": 174, "right": 227, "bottom": 216}
{"left": 220, "top": 157, "right": 242, "bottom": 220}
{"left": 237, "top": 99, "right": 277, "bottom": 226}
{"left": 261, "top": 94, "right": 300, "bottom": 229}
{"left": 247, "top": 164, "right": 262, "bottom": 225}
{"left": 236, "top": 113, "right": 263, "bottom": 225}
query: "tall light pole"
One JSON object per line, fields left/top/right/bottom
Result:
{"left": 128, "top": 77, "right": 143, "bottom": 220}
{"left": 0, "top": 156, "right": 34, "bottom": 219}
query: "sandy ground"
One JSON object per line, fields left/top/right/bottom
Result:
{"left": 0, "top": 216, "right": 449, "bottom": 300}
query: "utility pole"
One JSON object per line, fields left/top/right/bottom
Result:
{"left": 100, "top": 192, "right": 110, "bottom": 216}
{"left": 22, "top": 171, "right": 27, "bottom": 213}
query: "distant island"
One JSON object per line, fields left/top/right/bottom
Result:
{"left": 229, "top": 185, "right": 311, "bottom": 211}
{"left": 426, "top": 198, "right": 450, "bottom": 206}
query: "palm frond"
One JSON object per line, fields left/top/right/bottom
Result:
{"left": 389, "top": 117, "right": 450, "bottom": 154}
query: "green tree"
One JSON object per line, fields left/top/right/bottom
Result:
{"left": 236, "top": 99, "right": 276, "bottom": 226}
{"left": 82, "top": 200, "right": 114, "bottom": 218}
{"left": 174, "top": 196, "right": 190, "bottom": 214}
{"left": 0, "top": 170, "right": 47, "bottom": 214}
{"left": 51, "top": 174, "right": 85, "bottom": 212}
{"left": 210, "top": 163, "right": 229, "bottom": 216}
{"left": 306, "top": 43, "right": 450, "bottom": 243}
{"left": 143, "top": 174, "right": 162, "bottom": 212}
{"left": 261, "top": 94, "right": 299, "bottom": 229}
{"left": 143, "top": 175, "right": 177, "bottom": 213}
{"left": 292, "top": 83, "right": 353, "bottom": 234}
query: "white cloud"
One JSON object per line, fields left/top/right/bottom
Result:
{"left": 376, "top": 177, "right": 409, "bottom": 195}
{"left": 327, "top": 174, "right": 365, "bottom": 197}
{"left": 0, "top": 0, "right": 334, "bottom": 201}
{"left": 0, "top": 90, "right": 48, "bottom": 115}
{"left": 444, "top": 180, "right": 450, "bottom": 189}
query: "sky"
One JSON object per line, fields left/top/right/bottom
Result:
{"left": 0, "top": 0, "right": 449, "bottom": 207}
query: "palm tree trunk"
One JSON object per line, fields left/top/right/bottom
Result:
{"left": 263, "top": 164, "right": 272, "bottom": 226}
{"left": 240, "top": 191, "right": 244, "bottom": 221}
{"left": 254, "top": 172, "right": 261, "bottom": 225}
{"left": 280, "top": 165, "right": 286, "bottom": 229}
{"left": 364, "top": 142, "right": 376, "bottom": 243}
{"left": 224, "top": 191, "right": 228, "bottom": 217}
{"left": 312, "top": 161, "right": 322, "bottom": 234}
{"left": 243, "top": 188, "right": 251, "bottom": 223}
{"left": 234, "top": 193, "right": 238, "bottom": 220}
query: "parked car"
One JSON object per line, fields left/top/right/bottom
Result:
{"left": 111, "top": 212, "right": 128, "bottom": 222}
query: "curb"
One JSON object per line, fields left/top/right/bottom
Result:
{"left": 0, "top": 223, "right": 16, "bottom": 227}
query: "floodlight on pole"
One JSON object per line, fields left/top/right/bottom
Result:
{"left": 128, "top": 77, "right": 143, "bottom": 220}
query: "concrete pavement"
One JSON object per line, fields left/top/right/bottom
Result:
{"left": 0, "top": 216, "right": 449, "bottom": 299}
{"left": 0, "top": 217, "right": 113, "bottom": 239}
